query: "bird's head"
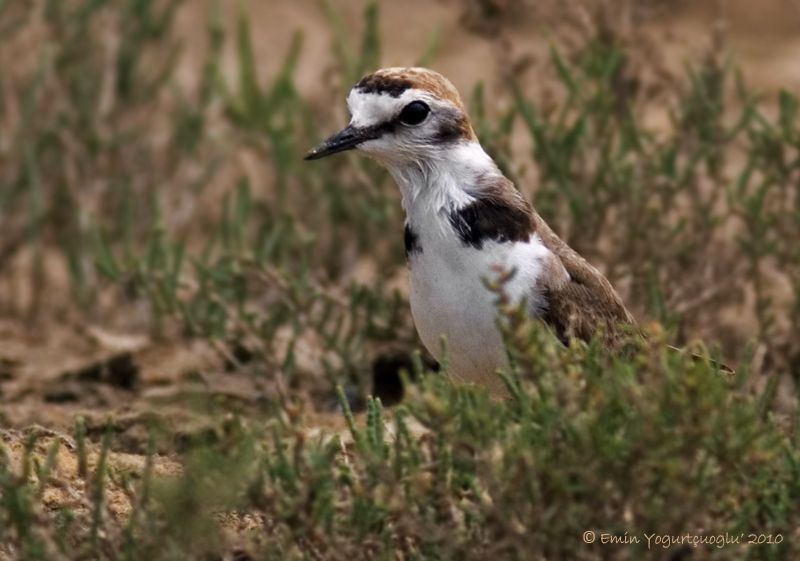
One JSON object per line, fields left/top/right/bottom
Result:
{"left": 305, "top": 67, "right": 477, "bottom": 166}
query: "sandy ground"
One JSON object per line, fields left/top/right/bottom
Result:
{"left": 2, "top": 0, "right": 800, "bottom": 534}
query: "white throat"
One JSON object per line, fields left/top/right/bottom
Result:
{"left": 381, "top": 141, "right": 500, "bottom": 218}
{"left": 382, "top": 140, "right": 551, "bottom": 398}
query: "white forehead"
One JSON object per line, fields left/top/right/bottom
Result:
{"left": 346, "top": 88, "right": 436, "bottom": 127}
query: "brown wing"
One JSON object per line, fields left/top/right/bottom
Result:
{"left": 470, "top": 174, "right": 635, "bottom": 347}
{"left": 532, "top": 212, "right": 636, "bottom": 347}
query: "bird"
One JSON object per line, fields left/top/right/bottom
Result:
{"left": 305, "top": 67, "right": 636, "bottom": 397}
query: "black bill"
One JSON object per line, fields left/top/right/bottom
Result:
{"left": 304, "top": 125, "right": 379, "bottom": 160}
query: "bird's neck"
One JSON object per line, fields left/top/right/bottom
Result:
{"left": 384, "top": 141, "right": 502, "bottom": 219}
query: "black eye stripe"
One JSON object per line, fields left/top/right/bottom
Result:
{"left": 398, "top": 101, "right": 430, "bottom": 125}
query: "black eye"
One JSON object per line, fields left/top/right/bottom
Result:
{"left": 398, "top": 101, "right": 430, "bottom": 125}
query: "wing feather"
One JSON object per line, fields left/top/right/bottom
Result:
{"left": 532, "top": 212, "right": 635, "bottom": 346}
{"left": 473, "top": 175, "right": 635, "bottom": 347}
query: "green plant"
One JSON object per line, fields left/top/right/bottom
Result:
{"left": 1, "top": 1, "right": 799, "bottom": 559}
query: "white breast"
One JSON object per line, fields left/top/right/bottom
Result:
{"left": 380, "top": 139, "right": 554, "bottom": 396}
{"left": 407, "top": 210, "right": 552, "bottom": 396}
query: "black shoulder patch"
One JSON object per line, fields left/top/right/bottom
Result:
{"left": 404, "top": 224, "right": 422, "bottom": 258}
{"left": 356, "top": 74, "right": 413, "bottom": 97}
{"left": 448, "top": 198, "right": 534, "bottom": 250}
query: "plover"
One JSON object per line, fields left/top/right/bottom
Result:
{"left": 306, "top": 67, "right": 635, "bottom": 396}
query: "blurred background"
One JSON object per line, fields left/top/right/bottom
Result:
{"left": 3, "top": 0, "right": 800, "bottom": 421}
{"left": 1, "top": 1, "right": 800, "bottom": 558}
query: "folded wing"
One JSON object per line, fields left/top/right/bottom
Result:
{"left": 533, "top": 212, "right": 635, "bottom": 347}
